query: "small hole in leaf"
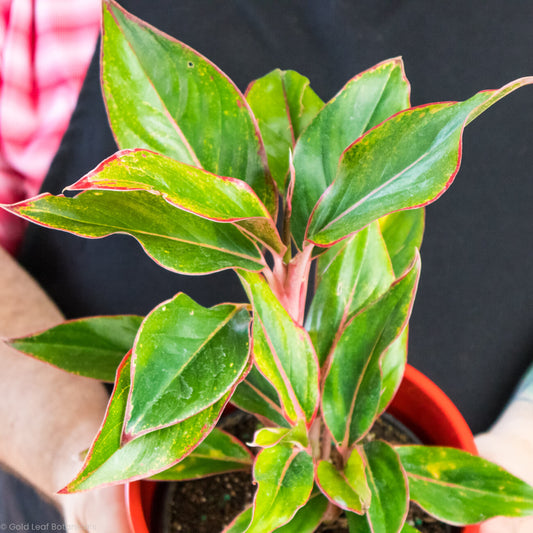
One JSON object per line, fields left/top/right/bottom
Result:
{"left": 188, "top": 61, "right": 194, "bottom": 68}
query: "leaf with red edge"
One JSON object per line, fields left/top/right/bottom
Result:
{"left": 238, "top": 270, "right": 319, "bottom": 426}
{"left": 102, "top": 0, "right": 276, "bottom": 216}
{"left": 7, "top": 315, "right": 141, "bottom": 382}
{"left": 397, "top": 445, "right": 533, "bottom": 525}
{"left": 231, "top": 365, "right": 290, "bottom": 428}
{"left": 291, "top": 58, "right": 411, "bottom": 247}
{"left": 68, "top": 149, "right": 284, "bottom": 254}
{"left": 306, "top": 222, "right": 395, "bottom": 365}
{"left": 378, "top": 327, "right": 408, "bottom": 415}
{"left": 322, "top": 255, "right": 420, "bottom": 449}
{"left": 61, "top": 352, "right": 230, "bottom": 492}
{"left": 222, "top": 492, "right": 328, "bottom": 533}
{"left": 150, "top": 428, "right": 252, "bottom": 481}
{"left": 246, "top": 69, "right": 323, "bottom": 192}
{"left": 125, "top": 293, "right": 251, "bottom": 438}
{"left": 346, "top": 441, "right": 408, "bottom": 533}
{"left": 273, "top": 492, "right": 329, "bottom": 533}
{"left": 307, "top": 78, "right": 533, "bottom": 246}
{"left": 246, "top": 443, "right": 314, "bottom": 533}
{"left": 4, "top": 190, "right": 265, "bottom": 275}
{"left": 379, "top": 208, "right": 425, "bottom": 278}
{"left": 316, "top": 447, "right": 371, "bottom": 514}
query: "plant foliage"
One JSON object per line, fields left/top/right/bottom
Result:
{"left": 4, "top": 1, "right": 533, "bottom": 531}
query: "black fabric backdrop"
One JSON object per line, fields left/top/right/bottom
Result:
{"left": 18, "top": 0, "right": 533, "bottom": 435}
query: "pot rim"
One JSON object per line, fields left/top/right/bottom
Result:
{"left": 126, "top": 363, "right": 480, "bottom": 533}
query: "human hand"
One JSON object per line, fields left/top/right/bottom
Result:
{"left": 59, "top": 484, "right": 132, "bottom": 533}
{"left": 476, "top": 398, "right": 533, "bottom": 533}
{"left": 479, "top": 516, "right": 533, "bottom": 533}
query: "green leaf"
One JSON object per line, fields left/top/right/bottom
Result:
{"left": 246, "top": 444, "right": 314, "bottom": 533}
{"left": 377, "top": 327, "right": 408, "bottom": 414}
{"left": 397, "top": 445, "right": 533, "bottom": 524}
{"left": 252, "top": 420, "right": 308, "bottom": 449}
{"left": 400, "top": 524, "right": 420, "bottom": 533}
{"left": 125, "top": 294, "right": 251, "bottom": 437}
{"left": 7, "top": 315, "right": 141, "bottom": 382}
{"left": 238, "top": 270, "right": 319, "bottom": 425}
{"left": 322, "top": 256, "right": 420, "bottom": 448}
{"left": 231, "top": 366, "right": 290, "bottom": 428}
{"left": 316, "top": 447, "right": 371, "bottom": 514}
{"left": 291, "top": 58, "right": 410, "bottom": 247}
{"left": 70, "top": 149, "right": 284, "bottom": 254}
{"left": 349, "top": 516, "right": 419, "bottom": 533}
{"left": 61, "top": 353, "right": 229, "bottom": 492}
{"left": 346, "top": 513, "right": 371, "bottom": 533}
{"left": 246, "top": 69, "right": 323, "bottom": 191}
{"left": 6, "top": 190, "right": 265, "bottom": 275}
{"left": 253, "top": 427, "right": 292, "bottom": 448}
{"left": 150, "top": 428, "right": 252, "bottom": 481}
{"left": 102, "top": 0, "right": 276, "bottom": 215}
{"left": 306, "top": 222, "right": 395, "bottom": 365}
{"left": 222, "top": 506, "right": 253, "bottom": 533}
{"left": 307, "top": 78, "right": 533, "bottom": 246}
{"left": 273, "top": 492, "right": 329, "bottom": 533}
{"left": 379, "top": 209, "right": 425, "bottom": 278}
{"left": 348, "top": 441, "right": 408, "bottom": 533}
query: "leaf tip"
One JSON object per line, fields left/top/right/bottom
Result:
{"left": 56, "top": 484, "right": 74, "bottom": 495}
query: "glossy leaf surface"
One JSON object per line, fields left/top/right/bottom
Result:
{"left": 150, "top": 428, "right": 252, "bottom": 481}
{"left": 247, "top": 444, "right": 314, "bottom": 533}
{"left": 239, "top": 270, "right": 319, "bottom": 425}
{"left": 62, "top": 353, "right": 229, "bottom": 492}
{"left": 347, "top": 441, "right": 408, "bottom": 533}
{"left": 6, "top": 191, "right": 265, "bottom": 275}
{"left": 397, "top": 445, "right": 533, "bottom": 524}
{"left": 70, "top": 149, "right": 284, "bottom": 253}
{"left": 246, "top": 69, "right": 323, "bottom": 191}
{"left": 378, "top": 327, "right": 408, "bottom": 414}
{"left": 274, "top": 492, "right": 329, "bottom": 533}
{"left": 125, "top": 294, "right": 250, "bottom": 437}
{"left": 322, "top": 256, "right": 420, "bottom": 448}
{"left": 252, "top": 420, "right": 308, "bottom": 449}
{"left": 308, "top": 78, "right": 533, "bottom": 246}
{"left": 8, "top": 315, "right": 141, "bottom": 382}
{"left": 102, "top": 0, "right": 276, "bottom": 214}
{"left": 379, "top": 209, "right": 425, "bottom": 277}
{"left": 364, "top": 441, "right": 408, "bottom": 533}
{"left": 306, "top": 222, "right": 395, "bottom": 365}
{"left": 231, "top": 365, "right": 289, "bottom": 428}
{"left": 252, "top": 427, "right": 291, "bottom": 448}
{"left": 292, "top": 58, "right": 410, "bottom": 246}
{"left": 316, "top": 447, "right": 371, "bottom": 513}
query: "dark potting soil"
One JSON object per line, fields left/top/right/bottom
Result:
{"left": 153, "top": 412, "right": 458, "bottom": 533}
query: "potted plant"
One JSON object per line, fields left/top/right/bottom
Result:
{"left": 3, "top": 1, "right": 533, "bottom": 531}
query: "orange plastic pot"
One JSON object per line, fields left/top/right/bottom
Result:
{"left": 126, "top": 364, "right": 479, "bottom": 533}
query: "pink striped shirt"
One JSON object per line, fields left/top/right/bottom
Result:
{"left": 0, "top": 0, "right": 100, "bottom": 253}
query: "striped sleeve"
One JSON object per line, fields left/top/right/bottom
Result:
{"left": 0, "top": 0, "right": 100, "bottom": 253}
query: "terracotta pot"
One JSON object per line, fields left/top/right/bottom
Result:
{"left": 126, "top": 364, "right": 480, "bottom": 533}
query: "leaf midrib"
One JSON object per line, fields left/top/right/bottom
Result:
{"left": 130, "top": 306, "right": 242, "bottom": 430}
{"left": 106, "top": 5, "right": 201, "bottom": 167}
{"left": 25, "top": 203, "right": 263, "bottom": 263}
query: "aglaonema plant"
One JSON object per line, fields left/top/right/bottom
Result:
{"left": 3, "top": 1, "right": 533, "bottom": 531}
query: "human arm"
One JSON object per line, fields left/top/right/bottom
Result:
{"left": 0, "top": 246, "right": 130, "bottom": 532}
